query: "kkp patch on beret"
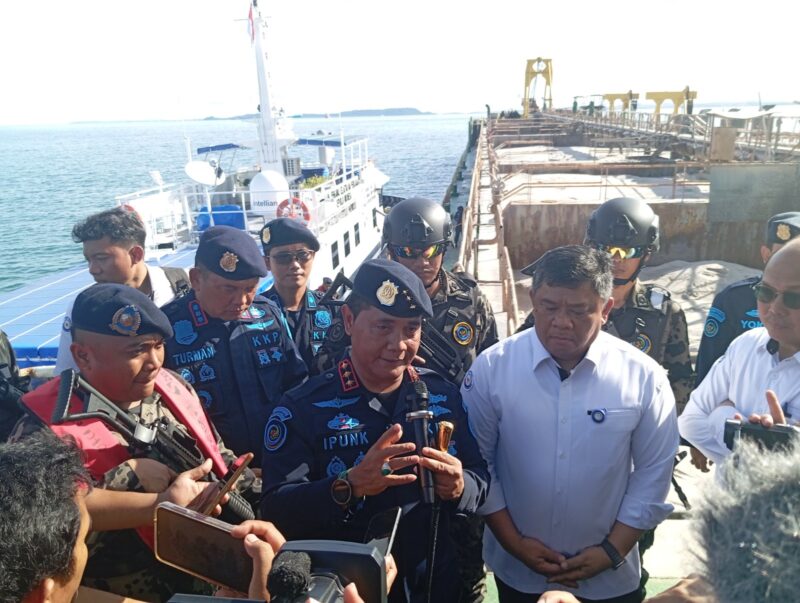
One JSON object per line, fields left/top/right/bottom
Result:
{"left": 351, "top": 259, "right": 433, "bottom": 318}
{"left": 260, "top": 218, "right": 320, "bottom": 254}
{"left": 72, "top": 283, "right": 174, "bottom": 339}
{"left": 196, "top": 225, "right": 268, "bottom": 281}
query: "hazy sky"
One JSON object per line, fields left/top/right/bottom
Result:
{"left": 2, "top": 0, "right": 797, "bottom": 125}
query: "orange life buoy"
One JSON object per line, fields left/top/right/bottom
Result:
{"left": 276, "top": 197, "right": 311, "bottom": 223}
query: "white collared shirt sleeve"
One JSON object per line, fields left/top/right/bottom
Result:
{"left": 618, "top": 372, "right": 679, "bottom": 529}
{"left": 461, "top": 352, "right": 506, "bottom": 515}
{"left": 54, "top": 298, "right": 77, "bottom": 373}
{"left": 678, "top": 341, "right": 739, "bottom": 465}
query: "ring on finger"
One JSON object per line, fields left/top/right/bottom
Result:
{"left": 381, "top": 461, "right": 393, "bottom": 476}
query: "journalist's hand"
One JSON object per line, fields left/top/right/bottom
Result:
{"left": 512, "top": 536, "right": 566, "bottom": 577}
{"left": 347, "top": 424, "right": 419, "bottom": 498}
{"left": 537, "top": 592, "right": 581, "bottom": 603}
{"left": 157, "top": 458, "right": 220, "bottom": 514}
{"left": 419, "top": 446, "right": 464, "bottom": 500}
{"left": 125, "top": 458, "right": 176, "bottom": 492}
{"left": 547, "top": 545, "right": 612, "bottom": 588}
{"left": 689, "top": 447, "right": 712, "bottom": 472}
{"left": 742, "top": 389, "right": 787, "bottom": 428}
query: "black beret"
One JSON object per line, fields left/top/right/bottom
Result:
{"left": 196, "top": 226, "right": 268, "bottom": 281}
{"left": 260, "top": 218, "right": 320, "bottom": 254}
{"left": 766, "top": 212, "right": 800, "bottom": 245}
{"left": 351, "top": 259, "right": 433, "bottom": 318}
{"left": 72, "top": 283, "right": 174, "bottom": 339}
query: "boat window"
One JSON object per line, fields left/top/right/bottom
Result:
{"left": 354, "top": 223, "right": 361, "bottom": 246}
{"left": 373, "top": 211, "right": 378, "bottom": 228}
{"left": 344, "top": 232, "right": 351, "bottom": 257}
{"left": 332, "top": 242, "right": 340, "bottom": 269}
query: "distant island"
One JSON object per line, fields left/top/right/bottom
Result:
{"left": 203, "top": 107, "right": 432, "bottom": 121}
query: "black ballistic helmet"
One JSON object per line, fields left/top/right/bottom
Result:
{"left": 586, "top": 197, "right": 660, "bottom": 253}
{"left": 382, "top": 197, "right": 453, "bottom": 248}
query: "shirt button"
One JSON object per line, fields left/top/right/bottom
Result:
{"left": 561, "top": 418, "right": 567, "bottom": 424}
{"left": 558, "top": 452, "right": 565, "bottom": 459}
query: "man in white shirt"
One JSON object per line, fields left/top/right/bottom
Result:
{"left": 679, "top": 238, "right": 800, "bottom": 465}
{"left": 54, "top": 206, "right": 188, "bottom": 372}
{"left": 462, "top": 245, "right": 678, "bottom": 603}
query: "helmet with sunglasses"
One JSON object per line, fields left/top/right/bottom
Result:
{"left": 585, "top": 197, "right": 660, "bottom": 253}
{"left": 383, "top": 197, "right": 453, "bottom": 250}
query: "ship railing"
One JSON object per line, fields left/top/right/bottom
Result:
{"left": 118, "top": 172, "right": 369, "bottom": 257}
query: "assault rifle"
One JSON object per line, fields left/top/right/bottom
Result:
{"left": 319, "top": 270, "right": 353, "bottom": 307}
{"left": 418, "top": 321, "right": 464, "bottom": 385}
{"left": 53, "top": 369, "right": 254, "bottom": 522}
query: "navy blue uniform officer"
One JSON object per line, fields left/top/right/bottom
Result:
{"left": 260, "top": 218, "right": 338, "bottom": 372}
{"left": 261, "top": 259, "right": 489, "bottom": 603}
{"left": 162, "top": 226, "right": 307, "bottom": 466}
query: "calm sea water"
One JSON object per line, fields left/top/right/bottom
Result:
{"left": 0, "top": 114, "right": 471, "bottom": 292}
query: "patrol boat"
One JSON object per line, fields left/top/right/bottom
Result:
{"left": 0, "top": 1, "right": 389, "bottom": 368}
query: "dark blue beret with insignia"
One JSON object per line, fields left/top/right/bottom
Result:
{"left": 351, "top": 259, "right": 433, "bottom": 318}
{"left": 260, "top": 218, "right": 320, "bottom": 254}
{"left": 766, "top": 212, "right": 800, "bottom": 245}
{"left": 72, "top": 283, "right": 174, "bottom": 339}
{"left": 196, "top": 225, "right": 268, "bottom": 281}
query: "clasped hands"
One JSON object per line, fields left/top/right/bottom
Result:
{"left": 512, "top": 535, "right": 613, "bottom": 589}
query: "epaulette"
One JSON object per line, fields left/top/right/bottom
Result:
{"left": 287, "top": 371, "right": 339, "bottom": 400}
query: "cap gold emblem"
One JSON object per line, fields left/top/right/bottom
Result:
{"left": 220, "top": 251, "right": 239, "bottom": 273}
{"left": 376, "top": 280, "right": 399, "bottom": 306}
{"left": 261, "top": 227, "right": 271, "bottom": 244}
{"left": 776, "top": 223, "right": 791, "bottom": 241}
{"left": 109, "top": 305, "right": 141, "bottom": 336}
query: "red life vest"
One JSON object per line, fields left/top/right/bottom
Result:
{"left": 21, "top": 369, "right": 228, "bottom": 548}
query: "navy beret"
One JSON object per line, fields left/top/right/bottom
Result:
{"left": 72, "top": 283, "right": 174, "bottom": 339}
{"left": 351, "top": 259, "right": 433, "bottom": 318}
{"left": 196, "top": 226, "right": 268, "bottom": 281}
{"left": 260, "top": 218, "right": 320, "bottom": 254}
{"left": 766, "top": 212, "right": 800, "bottom": 245}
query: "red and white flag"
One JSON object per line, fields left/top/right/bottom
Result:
{"left": 247, "top": 5, "right": 255, "bottom": 43}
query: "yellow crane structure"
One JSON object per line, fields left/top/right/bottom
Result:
{"left": 522, "top": 58, "right": 553, "bottom": 118}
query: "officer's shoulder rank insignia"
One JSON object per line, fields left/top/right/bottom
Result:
{"left": 376, "top": 280, "right": 399, "bottom": 306}
{"left": 777, "top": 223, "right": 791, "bottom": 241}
{"left": 62, "top": 315, "right": 72, "bottom": 332}
{"left": 452, "top": 321, "right": 474, "bottom": 346}
{"left": 220, "top": 251, "right": 239, "bottom": 273}
{"left": 109, "top": 304, "right": 141, "bottom": 336}
{"left": 338, "top": 359, "right": 360, "bottom": 392}
{"left": 261, "top": 227, "right": 271, "bottom": 244}
{"left": 264, "top": 406, "right": 293, "bottom": 452}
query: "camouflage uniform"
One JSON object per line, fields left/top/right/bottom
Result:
{"left": 518, "top": 282, "right": 693, "bottom": 413}
{"left": 605, "top": 282, "right": 694, "bottom": 414}
{"left": 11, "top": 374, "right": 250, "bottom": 602}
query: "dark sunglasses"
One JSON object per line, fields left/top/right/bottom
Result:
{"left": 590, "top": 243, "right": 647, "bottom": 260}
{"left": 390, "top": 243, "right": 446, "bottom": 260}
{"left": 753, "top": 282, "right": 800, "bottom": 310}
{"left": 270, "top": 249, "right": 315, "bottom": 266}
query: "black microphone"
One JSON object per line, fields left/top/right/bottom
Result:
{"left": 406, "top": 380, "right": 435, "bottom": 505}
{"left": 268, "top": 551, "right": 311, "bottom": 602}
